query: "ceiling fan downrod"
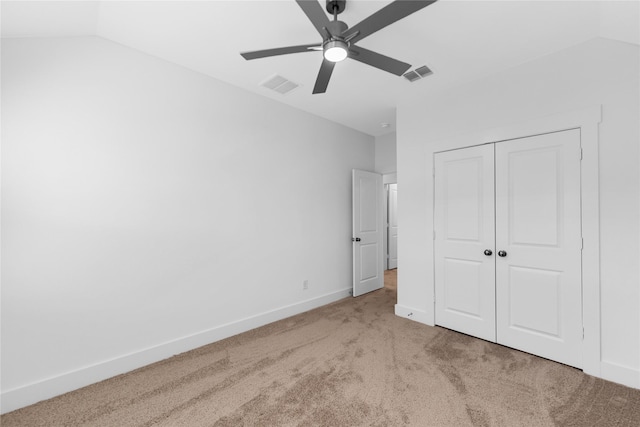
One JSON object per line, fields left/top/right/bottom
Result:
{"left": 324, "top": 0, "right": 348, "bottom": 39}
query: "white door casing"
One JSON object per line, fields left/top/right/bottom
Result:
{"left": 434, "top": 145, "right": 497, "bottom": 342}
{"left": 388, "top": 183, "right": 398, "bottom": 270}
{"left": 495, "top": 129, "right": 583, "bottom": 368}
{"left": 352, "top": 169, "right": 384, "bottom": 297}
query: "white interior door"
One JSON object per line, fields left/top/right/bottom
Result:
{"left": 495, "top": 129, "right": 583, "bottom": 368}
{"left": 352, "top": 169, "right": 384, "bottom": 297}
{"left": 434, "top": 145, "right": 497, "bottom": 342}
{"left": 388, "top": 183, "right": 398, "bottom": 269}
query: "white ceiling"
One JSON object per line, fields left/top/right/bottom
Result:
{"left": 2, "top": 0, "right": 639, "bottom": 136}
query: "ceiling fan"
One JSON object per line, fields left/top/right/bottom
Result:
{"left": 240, "top": 0, "right": 437, "bottom": 94}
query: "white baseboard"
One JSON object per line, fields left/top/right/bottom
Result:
{"left": 1, "top": 288, "right": 351, "bottom": 414}
{"left": 600, "top": 360, "right": 640, "bottom": 389}
{"left": 394, "top": 304, "right": 433, "bottom": 326}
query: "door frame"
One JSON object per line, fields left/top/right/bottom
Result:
{"left": 426, "top": 106, "right": 602, "bottom": 378}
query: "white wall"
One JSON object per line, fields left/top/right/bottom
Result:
{"left": 1, "top": 36, "right": 374, "bottom": 412}
{"left": 374, "top": 132, "right": 397, "bottom": 175}
{"left": 396, "top": 38, "right": 639, "bottom": 387}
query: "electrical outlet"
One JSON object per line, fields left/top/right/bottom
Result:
{"left": 303, "top": 280, "right": 309, "bottom": 290}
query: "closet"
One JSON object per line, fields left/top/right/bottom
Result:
{"left": 434, "top": 129, "right": 583, "bottom": 368}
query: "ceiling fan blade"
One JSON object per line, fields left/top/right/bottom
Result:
{"left": 348, "top": 46, "right": 411, "bottom": 76}
{"left": 296, "top": 0, "right": 331, "bottom": 38}
{"left": 312, "top": 59, "right": 336, "bottom": 94}
{"left": 343, "top": 0, "right": 437, "bottom": 44}
{"left": 241, "top": 43, "right": 320, "bottom": 60}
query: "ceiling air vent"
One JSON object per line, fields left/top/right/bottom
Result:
{"left": 403, "top": 70, "right": 420, "bottom": 82}
{"left": 260, "top": 74, "right": 300, "bottom": 95}
{"left": 403, "top": 65, "right": 433, "bottom": 82}
{"left": 415, "top": 65, "right": 433, "bottom": 78}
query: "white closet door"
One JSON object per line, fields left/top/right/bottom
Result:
{"left": 435, "top": 145, "right": 496, "bottom": 342}
{"left": 495, "top": 129, "right": 582, "bottom": 368}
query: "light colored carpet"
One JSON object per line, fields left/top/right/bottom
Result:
{"left": 3, "top": 270, "right": 640, "bottom": 426}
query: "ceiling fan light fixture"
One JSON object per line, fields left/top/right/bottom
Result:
{"left": 323, "top": 40, "right": 348, "bottom": 62}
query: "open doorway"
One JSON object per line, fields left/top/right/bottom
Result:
{"left": 384, "top": 268, "right": 397, "bottom": 291}
{"left": 352, "top": 170, "right": 396, "bottom": 297}
{"left": 383, "top": 179, "right": 398, "bottom": 271}
{"left": 387, "top": 183, "right": 398, "bottom": 270}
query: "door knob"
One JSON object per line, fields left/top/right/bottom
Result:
{"left": 498, "top": 250, "right": 507, "bottom": 257}
{"left": 352, "top": 237, "right": 361, "bottom": 242}
{"left": 484, "top": 249, "right": 493, "bottom": 256}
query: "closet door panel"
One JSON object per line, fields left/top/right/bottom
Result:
{"left": 435, "top": 145, "right": 496, "bottom": 342}
{"left": 495, "top": 129, "right": 582, "bottom": 368}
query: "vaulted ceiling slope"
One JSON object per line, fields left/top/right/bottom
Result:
{"left": 2, "top": 1, "right": 639, "bottom": 136}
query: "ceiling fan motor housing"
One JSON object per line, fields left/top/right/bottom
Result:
{"left": 326, "top": 0, "right": 346, "bottom": 15}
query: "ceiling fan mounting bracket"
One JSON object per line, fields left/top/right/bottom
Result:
{"left": 325, "top": 0, "right": 346, "bottom": 15}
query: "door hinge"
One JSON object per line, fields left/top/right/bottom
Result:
{"left": 581, "top": 238, "right": 584, "bottom": 250}
{"left": 580, "top": 148, "right": 583, "bottom": 160}
{"left": 583, "top": 327, "right": 585, "bottom": 339}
